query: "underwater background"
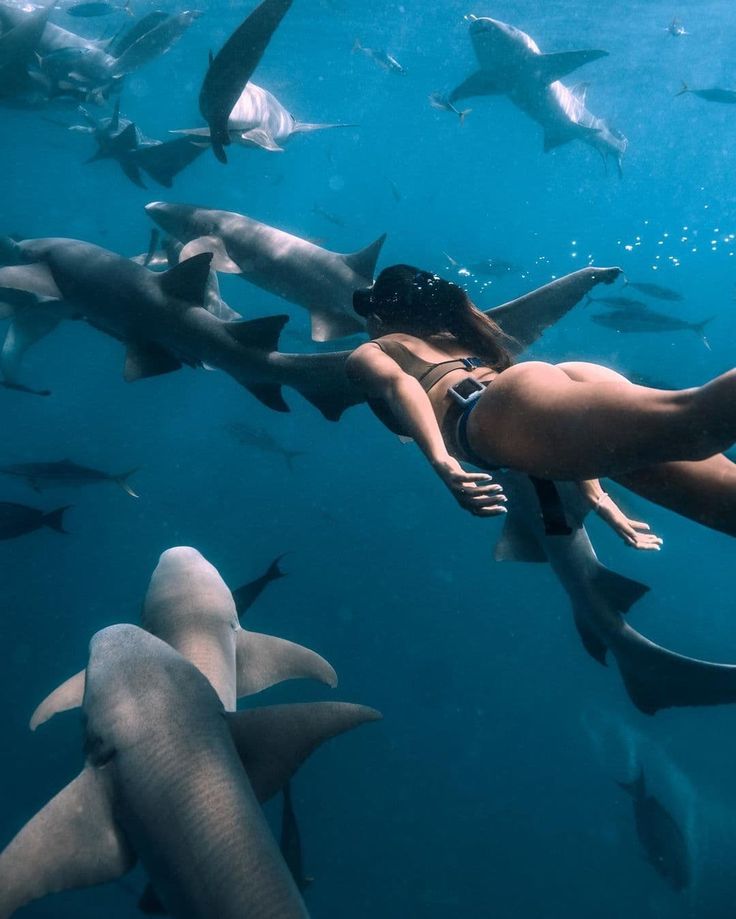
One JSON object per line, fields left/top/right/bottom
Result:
{"left": 3, "top": 0, "right": 736, "bottom": 915}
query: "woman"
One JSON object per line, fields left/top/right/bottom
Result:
{"left": 346, "top": 264, "right": 736, "bottom": 546}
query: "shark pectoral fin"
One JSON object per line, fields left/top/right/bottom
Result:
{"left": 124, "top": 341, "right": 182, "bottom": 382}
{"left": 159, "top": 252, "right": 213, "bottom": 305}
{"left": 610, "top": 622, "right": 736, "bottom": 715}
{"left": 178, "top": 236, "right": 241, "bottom": 274}
{"left": 448, "top": 70, "right": 501, "bottom": 102}
{"left": 30, "top": 669, "right": 85, "bottom": 731}
{"left": 309, "top": 308, "right": 363, "bottom": 342}
{"left": 592, "top": 567, "right": 649, "bottom": 614}
{"left": 535, "top": 49, "right": 609, "bottom": 84}
{"left": 572, "top": 606, "right": 609, "bottom": 665}
{"left": 341, "top": 233, "right": 387, "bottom": 283}
{"left": 0, "top": 263, "right": 62, "bottom": 300}
{"left": 224, "top": 314, "right": 288, "bottom": 350}
{"left": 245, "top": 383, "right": 289, "bottom": 412}
{"left": 235, "top": 629, "right": 338, "bottom": 697}
{"left": 493, "top": 516, "right": 547, "bottom": 562}
{"left": 239, "top": 127, "right": 284, "bottom": 151}
{"left": 225, "top": 702, "right": 382, "bottom": 803}
{"left": 2, "top": 309, "right": 62, "bottom": 383}
{"left": 0, "top": 767, "right": 135, "bottom": 918}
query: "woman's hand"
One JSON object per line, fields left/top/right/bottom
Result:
{"left": 592, "top": 492, "right": 663, "bottom": 551}
{"left": 433, "top": 457, "right": 508, "bottom": 517}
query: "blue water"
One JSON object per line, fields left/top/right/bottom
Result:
{"left": 3, "top": 0, "right": 736, "bottom": 916}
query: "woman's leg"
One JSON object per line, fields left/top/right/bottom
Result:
{"left": 466, "top": 361, "right": 736, "bottom": 480}
{"left": 615, "top": 457, "right": 736, "bottom": 537}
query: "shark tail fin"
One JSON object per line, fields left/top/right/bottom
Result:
{"left": 692, "top": 317, "right": 714, "bottom": 350}
{"left": 42, "top": 506, "right": 72, "bottom": 534}
{"left": 457, "top": 107, "right": 471, "bottom": 125}
{"left": 675, "top": 82, "right": 689, "bottom": 96}
{"left": 341, "top": 232, "right": 387, "bottom": 282}
{"left": 610, "top": 621, "right": 736, "bottom": 715}
{"left": 112, "top": 468, "right": 140, "bottom": 498}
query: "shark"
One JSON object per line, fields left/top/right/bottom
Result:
{"left": 442, "top": 16, "right": 627, "bottom": 173}
{"left": 175, "top": 80, "right": 354, "bottom": 153}
{"left": 145, "top": 201, "right": 386, "bottom": 341}
{"left": 495, "top": 471, "right": 736, "bottom": 714}
{"left": 0, "top": 237, "right": 622, "bottom": 417}
{"left": 31, "top": 545, "right": 337, "bottom": 728}
{"left": 0, "top": 2, "right": 53, "bottom": 98}
{"left": 200, "top": 0, "right": 293, "bottom": 162}
{"left": 73, "top": 101, "right": 207, "bottom": 188}
{"left": 0, "top": 624, "right": 380, "bottom": 918}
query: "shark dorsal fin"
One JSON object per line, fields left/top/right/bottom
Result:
{"left": 341, "top": 233, "right": 387, "bottom": 282}
{"left": 159, "top": 252, "right": 213, "bottom": 305}
{"left": 224, "top": 314, "right": 288, "bottom": 351}
{"left": 592, "top": 567, "right": 649, "bottom": 614}
{"left": 226, "top": 702, "right": 381, "bottom": 803}
{"left": 534, "top": 49, "right": 609, "bottom": 84}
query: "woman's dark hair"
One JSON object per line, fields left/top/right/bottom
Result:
{"left": 353, "top": 264, "right": 515, "bottom": 371}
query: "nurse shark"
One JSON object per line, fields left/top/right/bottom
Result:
{"left": 0, "top": 624, "right": 380, "bottom": 918}
{"left": 442, "top": 16, "right": 627, "bottom": 172}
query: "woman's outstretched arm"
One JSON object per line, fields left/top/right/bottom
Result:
{"left": 346, "top": 343, "right": 507, "bottom": 517}
{"left": 577, "top": 479, "right": 663, "bottom": 550}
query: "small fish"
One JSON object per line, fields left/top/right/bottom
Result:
{"left": 0, "top": 460, "right": 139, "bottom": 497}
{"left": 676, "top": 83, "right": 736, "bottom": 104}
{"left": 590, "top": 309, "right": 713, "bottom": 348}
{"left": 666, "top": 18, "right": 687, "bottom": 36}
{"left": 280, "top": 782, "right": 314, "bottom": 893}
{"left": 428, "top": 92, "right": 471, "bottom": 125}
{"left": 585, "top": 295, "right": 649, "bottom": 310}
{"left": 312, "top": 204, "right": 346, "bottom": 228}
{"left": 618, "top": 770, "right": 690, "bottom": 891}
{"left": 352, "top": 38, "right": 406, "bottom": 75}
{"left": 231, "top": 554, "right": 287, "bottom": 616}
{"left": 66, "top": 0, "right": 131, "bottom": 17}
{"left": 623, "top": 280, "right": 683, "bottom": 301}
{"left": 224, "top": 423, "right": 306, "bottom": 470}
{"left": 389, "top": 179, "right": 402, "bottom": 203}
{"left": 0, "top": 502, "right": 71, "bottom": 541}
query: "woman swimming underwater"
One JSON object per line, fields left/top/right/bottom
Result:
{"left": 346, "top": 265, "right": 736, "bottom": 544}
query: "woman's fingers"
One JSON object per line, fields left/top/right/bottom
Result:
{"left": 629, "top": 520, "right": 651, "bottom": 532}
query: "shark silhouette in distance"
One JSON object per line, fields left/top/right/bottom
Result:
{"left": 0, "top": 232, "right": 622, "bottom": 419}
{"left": 0, "top": 624, "right": 380, "bottom": 918}
{"left": 440, "top": 15, "right": 627, "bottom": 173}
